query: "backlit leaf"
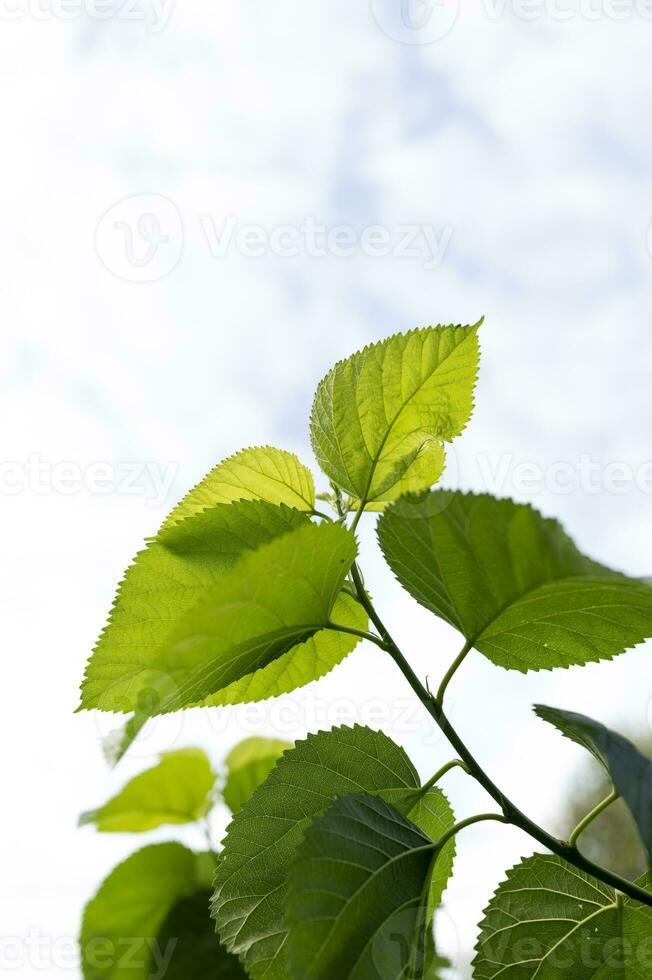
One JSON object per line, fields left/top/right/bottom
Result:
{"left": 163, "top": 446, "right": 315, "bottom": 527}
{"left": 223, "top": 737, "right": 290, "bottom": 814}
{"left": 379, "top": 490, "right": 652, "bottom": 672}
{"left": 81, "top": 522, "right": 358, "bottom": 714}
{"left": 79, "top": 748, "right": 215, "bottom": 832}
{"left": 473, "top": 853, "right": 652, "bottom": 978}
{"left": 310, "top": 324, "right": 480, "bottom": 509}
{"left": 80, "top": 499, "right": 308, "bottom": 711}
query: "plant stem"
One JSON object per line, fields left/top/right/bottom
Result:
{"left": 436, "top": 640, "right": 473, "bottom": 705}
{"left": 569, "top": 789, "right": 620, "bottom": 849}
{"left": 326, "top": 623, "right": 384, "bottom": 646}
{"left": 348, "top": 563, "right": 652, "bottom": 909}
{"left": 310, "top": 508, "right": 334, "bottom": 522}
{"left": 420, "top": 759, "right": 470, "bottom": 794}
{"left": 433, "top": 812, "right": 508, "bottom": 858}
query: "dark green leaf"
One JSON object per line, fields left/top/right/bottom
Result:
{"left": 156, "top": 890, "right": 246, "bottom": 979}
{"left": 473, "top": 853, "right": 652, "bottom": 978}
{"left": 211, "top": 725, "right": 455, "bottom": 980}
{"left": 378, "top": 490, "right": 652, "bottom": 672}
{"left": 79, "top": 748, "right": 215, "bottom": 832}
{"left": 310, "top": 324, "right": 480, "bottom": 509}
{"left": 535, "top": 705, "right": 652, "bottom": 865}
{"left": 80, "top": 843, "right": 214, "bottom": 980}
{"left": 286, "top": 794, "right": 436, "bottom": 979}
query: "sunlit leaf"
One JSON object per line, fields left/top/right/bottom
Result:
{"left": 310, "top": 324, "right": 480, "bottom": 508}
{"left": 80, "top": 499, "right": 308, "bottom": 712}
{"left": 163, "top": 446, "right": 315, "bottom": 527}
{"left": 81, "top": 522, "right": 358, "bottom": 714}
{"left": 79, "top": 748, "right": 215, "bottom": 832}
{"left": 223, "top": 737, "right": 290, "bottom": 814}
{"left": 379, "top": 490, "right": 652, "bottom": 672}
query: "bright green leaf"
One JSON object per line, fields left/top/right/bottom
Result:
{"left": 535, "top": 705, "right": 652, "bottom": 866}
{"left": 155, "top": 891, "right": 247, "bottom": 979}
{"left": 202, "top": 591, "right": 368, "bottom": 707}
{"left": 378, "top": 490, "right": 652, "bottom": 672}
{"left": 310, "top": 323, "right": 480, "bottom": 508}
{"left": 286, "top": 794, "right": 436, "bottom": 979}
{"left": 79, "top": 748, "right": 215, "bottom": 832}
{"left": 162, "top": 446, "right": 315, "bottom": 527}
{"left": 473, "top": 853, "right": 652, "bottom": 978}
{"left": 211, "top": 725, "right": 455, "bottom": 980}
{"left": 80, "top": 521, "right": 358, "bottom": 714}
{"left": 99, "top": 591, "right": 367, "bottom": 768}
{"left": 80, "top": 499, "right": 308, "bottom": 712}
{"left": 80, "top": 843, "right": 215, "bottom": 980}
{"left": 223, "top": 737, "right": 290, "bottom": 814}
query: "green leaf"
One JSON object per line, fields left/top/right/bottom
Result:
{"left": 163, "top": 446, "right": 315, "bottom": 527}
{"left": 80, "top": 499, "right": 309, "bottom": 711}
{"left": 155, "top": 890, "right": 247, "bottom": 979}
{"left": 398, "top": 787, "right": 457, "bottom": 922}
{"left": 211, "top": 724, "right": 455, "bottom": 980}
{"left": 378, "top": 490, "right": 652, "bottom": 672}
{"left": 202, "top": 591, "right": 368, "bottom": 707}
{"left": 80, "top": 842, "right": 215, "bottom": 980}
{"left": 286, "top": 794, "right": 436, "bottom": 979}
{"left": 223, "top": 737, "right": 291, "bottom": 814}
{"left": 473, "top": 853, "right": 652, "bottom": 978}
{"left": 81, "top": 521, "right": 358, "bottom": 714}
{"left": 99, "top": 594, "right": 367, "bottom": 768}
{"left": 310, "top": 323, "right": 480, "bottom": 509}
{"left": 79, "top": 748, "right": 216, "bottom": 832}
{"left": 535, "top": 705, "right": 652, "bottom": 866}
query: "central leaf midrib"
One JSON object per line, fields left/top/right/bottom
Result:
{"left": 356, "top": 330, "right": 473, "bottom": 505}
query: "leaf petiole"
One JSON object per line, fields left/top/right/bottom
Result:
{"left": 569, "top": 789, "right": 620, "bottom": 849}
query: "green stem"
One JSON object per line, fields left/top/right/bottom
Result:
{"left": 349, "top": 565, "right": 652, "bottom": 910}
{"left": 569, "top": 790, "right": 619, "bottom": 849}
{"left": 420, "top": 759, "right": 470, "bottom": 794}
{"left": 433, "top": 812, "right": 508, "bottom": 858}
{"left": 436, "top": 640, "right": 473, "bottom": 705}
{"left": 310, "top": 508, "right": 334, "bottom": 522}
{"left": 326, "top": 623, "right": 384, "bottom": 646}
